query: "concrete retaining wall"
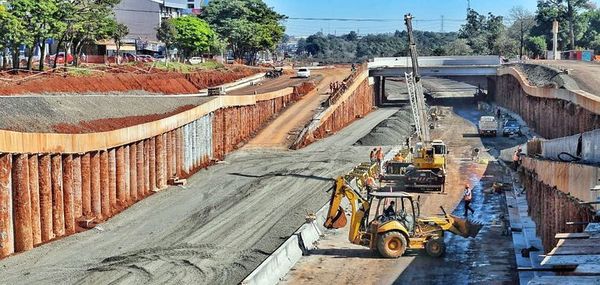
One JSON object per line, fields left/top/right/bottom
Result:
{"left": 0, "top": 88, "right": 301, "bottom": 259}
{"left": 494, "top": 67, "right": 600, "bottom": 139}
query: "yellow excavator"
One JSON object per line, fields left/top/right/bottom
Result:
{"left": 324, "top": 176, "right": 482, "bottom": 258}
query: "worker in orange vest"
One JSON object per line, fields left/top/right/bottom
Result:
{"left": 512, "top": 147, "right": 522, "bottom": 170}
{"left": 365, "top": 176, "right": 377, "bottom": 194}
{"left": 376, "top": 147, "right": 384, "bottom": 174}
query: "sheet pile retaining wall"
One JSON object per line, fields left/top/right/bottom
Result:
{"left": 520, "top": 157, "right": 599, "bottom": 253}
{"left": 294, "top": 71, "right": 374, "bottom": 148}
{"left": 0, "top": 89, "right": 300, "bottom": 259}
{"left": 520, "top": 164, "right": 597, "bottom": 252}
{"left": 494, "top": 68, "right": 600, "bottom": 139}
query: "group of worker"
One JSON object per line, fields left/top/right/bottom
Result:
{"left": 328, "top": 80, "right": 348, "bottom": 95}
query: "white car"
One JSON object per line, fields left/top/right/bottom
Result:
{"left": 189, "top": 57, "right": 203, "bottom": 65}
{"left": 296, "top": 68, "right": 311, "bottom": 78}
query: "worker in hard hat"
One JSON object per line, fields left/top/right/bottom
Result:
{"left": 370, "top": 148, "right": 377, "bottom": 164}
{"left": 463, "top": 184, "right": 475, "bottom": 216}
{"left": 365, "top": 175, "right": 378, "bottom": 194}
{"left": 512, "top": 147, "right": 522, "bottom": 170}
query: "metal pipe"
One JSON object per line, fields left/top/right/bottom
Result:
{"left": 129, "top": 143, "right": 138, "bottom": 202}
{"left": 116, "top": 146, "right": 126, "bottom": 209}
{"left": 156, "top": 134, "right": 166, "bottom": 189}
{"left": 149, "top": 137, "right": 156, "bottom": 193}
{"left": 90, "top": 152, "right": 101, "bottom": 219}
{"left": 81, "top": 153, "right": 91, "bottom": 217}
{"left": 62, "top": 154, "right": 75, "bottom": 235}
{"left": 124, "top": 145, "right": 131, "bottom": 205}
{"left": 28, "top": 155, "right": 42, "bottom": 246}
{"left": 51, "top": 154, "right": 65, "bottom": 237}
{"left": 166, "top": 132, "right": 173, "bottom": 181}
{"left": 100, "top": 151, "right": 110, "bottom": 218}
{"left": 0, "top": 153, "right": 13, "bottom": 257}
{"left": 38, "top": 154, "right": 53, "bottom": 242}
{"left": 144, "top": 140, "right": 150, "bottom": 196}
{"left": 72, "top": 154, "right": 82, "bottom": 219}
{"left": 136, "top": 141, "right": 144, "bottom": 199}
{"left": 108, "top": 149, "right": 117, "bottom": 212}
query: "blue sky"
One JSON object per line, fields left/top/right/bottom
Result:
{"left": 263, "top": 0, "right": 541, "bottom": 36}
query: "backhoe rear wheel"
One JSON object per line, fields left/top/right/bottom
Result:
{"left": 377, "top": 231, "right": 407, "bottom": 258}
{"left": 425, "top": 238, "right": 446, "bottom": 257}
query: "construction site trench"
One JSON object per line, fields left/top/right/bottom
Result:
{"left": 0, "top": 62, "right": 599, "bottom": 284}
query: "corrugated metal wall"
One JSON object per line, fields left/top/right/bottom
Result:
{"left": 182, "top": 114, "right": 213, "bottom": 176}
{"left": 541, "top": 128, "right": 600, "bottom": 164}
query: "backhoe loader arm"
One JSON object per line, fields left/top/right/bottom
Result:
{"left": 324, "top": 176, "right": 371, "bottom": 245}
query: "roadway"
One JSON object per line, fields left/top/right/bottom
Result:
{"left": 0, "top": 104, "right": 397, "bottom": 285}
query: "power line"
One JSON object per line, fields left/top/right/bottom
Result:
{"left": 286, "top": 17, "right": 465, "bottom": 22}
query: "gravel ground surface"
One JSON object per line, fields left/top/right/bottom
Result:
{"left": 0, "top": 108, "right": 398, "bottom": 285}
{"left": 526, "top": 60, "right": 600, "bottom": 96}
{"left": 354, "top": 107, "right": 413, "bottom": 146}
{"left": 0, "top": 96, "right": 213, "bottom": 133}
{"left": 511, "top": 63, "right": 579, "bottom": 90}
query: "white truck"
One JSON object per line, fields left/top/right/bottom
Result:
{"left": 478, "top": 116, "right": 498, "bottom": 137}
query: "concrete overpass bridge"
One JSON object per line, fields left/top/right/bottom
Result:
{"left": 368, "top": 56, "right": 501, "bottom": 104}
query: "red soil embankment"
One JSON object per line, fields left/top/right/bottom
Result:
{"left": 0, "top": 67, "right": 262, "bottom": 95}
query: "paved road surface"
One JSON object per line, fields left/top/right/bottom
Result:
{"left": 0, "top": 106, "right": 398, "bottom": 285}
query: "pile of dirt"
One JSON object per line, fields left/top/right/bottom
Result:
{"left": 354, "top": 107, "right": 414, "bottom": 146}
{"left": 512, "top": 63, "right": 579, "bottom": 90}
{"left": 0, "top": 67, "right": 262, "bottom": 96}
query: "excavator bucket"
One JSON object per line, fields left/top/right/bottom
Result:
{"left": 324, "top": 206, "right": 347, "bottom": 229}
{"left": 448, "top": 215, "right": 483, "bottom": 238}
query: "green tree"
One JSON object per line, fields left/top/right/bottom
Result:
{"left": 170, "top": 16, "right": 215, "bottom": 59}
{"left": 527, "top": 35, "right": 548, "bottom": 57}
{"left": 157, "top": 19, "right": 177, "bottom": 63}
{"left": 202, "top": 0, "right": 286, "bottom": 63}
{"left": 444, "top": 39, "right": 473, "bottom": 55}
{"left": 0, "top": 5, "right": 23, "bottom": 69}
{"left": 547, "top": 0, "right": 594, "bottom": 50}
{"left": 110, "top": 22, "right": 129, "bottom": 64}
{"left": 509, "top": 6, "right": 536, "bottom": 59}
{"left": 70, "top": 0, "right": 120, "bottom": 66}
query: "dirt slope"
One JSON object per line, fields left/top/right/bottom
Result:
{"left": 244, "top": 68, "right": 351, "bottom": 149}
{"left": 0, "top": 108, "right": 398, "bottom": 285}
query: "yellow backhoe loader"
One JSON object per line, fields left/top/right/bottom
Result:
{"left": 324, "top": 176, "right": 482, "bottom": 258}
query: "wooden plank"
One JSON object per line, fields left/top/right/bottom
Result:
{"left": 555, "top": 233, "right": 591, "bottom": 239}
{"left": 529, "top": 276, "right": 600, "bottom": 285}
{"left": 575, "top": 264, "right": 600, "bottom": 275}
{"left": 556, "top": 239, "right": 600, "bottom": 247}
{"left": 549, "top": 246, "right": 600, "bottom": 255}
{"left": 541, "top": 254, "right": 600, "bottom": 266}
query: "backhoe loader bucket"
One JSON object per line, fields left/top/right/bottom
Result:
{"left": 448, "top": 215, "right": 483, "bottom": 238}
{"left": 324, "top": 206, "right": 347, "bottom": 229}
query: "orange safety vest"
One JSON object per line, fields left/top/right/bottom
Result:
{"left": 513, "top": 151, "right": 520, "bottom": 162}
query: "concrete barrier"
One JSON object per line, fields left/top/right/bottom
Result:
{"left": 242, "top": 200, "right": 333, "bottom": 285}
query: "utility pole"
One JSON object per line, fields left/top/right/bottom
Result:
{"left": 441, "top": 15, "right": 444, "bottom": 32}
{"left": 467, "top": 0, "right": 471, "bottom": 11}
{"left": 552, "top": 20, "right": 559, "bottom": 60}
